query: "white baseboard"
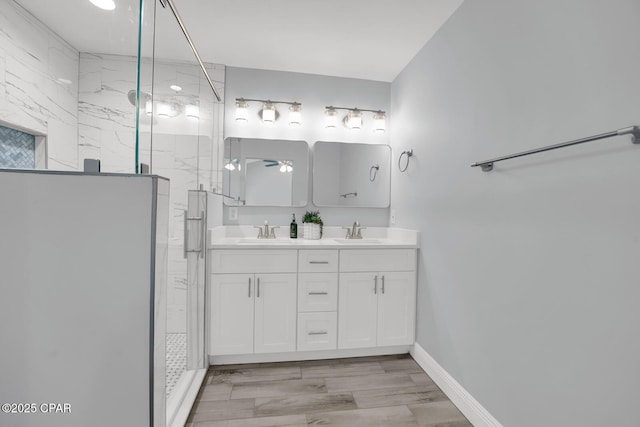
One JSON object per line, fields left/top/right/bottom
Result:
{"left": 210, "top": 345, "right": 412, "bottom": 365}
{"left": 410, "top": 343, "right": 503, "bottom": 427}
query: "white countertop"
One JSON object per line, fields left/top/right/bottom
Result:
{"left": 208, "top": 226, "right": 419, "bottom": 249}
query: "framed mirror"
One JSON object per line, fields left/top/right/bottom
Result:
{"left": 313, "top": 141, "right": 391, "bottom": 208}
{"left": 223, "top": 137, "right": 309, "bottom": 206}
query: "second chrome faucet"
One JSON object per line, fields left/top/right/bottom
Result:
{"left": 343, "top": 221, "right": 365, "bottom": 239}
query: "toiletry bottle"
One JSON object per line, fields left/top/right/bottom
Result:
{"left": 290, "top": 214, "right": 298, "bottom": 239}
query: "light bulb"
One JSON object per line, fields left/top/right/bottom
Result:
{"left": 373, "top": 111, "right": 386, "bottom": 133}
{"left": 261, "top": 102, "right": 276, "bottom": 123}
{"left": 325, "top": 108, "right": 338, "bottom": 128}
{"left": 288, "top": 103, "right": 302, "bottom": 126}
{"left": 347, "top": 109, "right": 362, "bottom": 130}
{"left": 185, "top": 104, "right": 199, "bottom": 119}
{"left": 157, "top": 102, "right": 171, "bottom": 117}
{"left": 235, "top": 99, "right": 249, "bottom": 122}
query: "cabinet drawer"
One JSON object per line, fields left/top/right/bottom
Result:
{"left": 298, "top": 250, "right": 338, "bottom": 272}
{"left": 297, "top": 312, "right": 337, "bottom": 351}
{"left": 298, "top": 273, "right": 338, "bottom": 312}
{"left": 340, "top": 249, "right": 416, "bottom": 272}
{"left": 211, "top": 250, "right": 297, "bottom": 274}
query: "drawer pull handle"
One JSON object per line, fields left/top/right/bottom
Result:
{"left": 309, "top": 261, "right": 329, "bottom": 264}
{"left": 248, "top": 277, "right": 251, "bottom": 298}
{"left": 381, "top": 275, "right": 385, "bottom": 294}
{"left": 257, "top": 277, "right": 260, "bottom": 298}
{"left": 308, "top": 331, "right": 328, "bottom": 335}
{"left": 308, "top": 291, "right": 328, "bottom": 295}
{"left": 374, "top": 275, "right": 378, "bottom": 294}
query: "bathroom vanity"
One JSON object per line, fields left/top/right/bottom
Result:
{"left": 207, "top": 226, "right": 419, "bottom": 364}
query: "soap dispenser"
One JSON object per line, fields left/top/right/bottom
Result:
{"left": 290, "top": 214, "right": 298, "bottom": 239}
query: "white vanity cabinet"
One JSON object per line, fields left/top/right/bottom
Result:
{"left": 208, "top": 238, "right": 418, "bottom": 362}
{"left": 209, "top": 250, "right": 297, "bottom": 355}
{"left": 338, "top": 249, "right": 417, "bottom": 349}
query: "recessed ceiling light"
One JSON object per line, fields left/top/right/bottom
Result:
{"left": 170, "top": 84, "right": 182, "bottom": 92}
{"left": 89, "top": 0, "right": 116, "bottom": 11}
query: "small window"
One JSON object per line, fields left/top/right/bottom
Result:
{"left": 0, "top": 125, "right": 36, "bottom": 169}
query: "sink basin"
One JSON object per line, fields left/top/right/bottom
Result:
{"left": 236, "top": 238, "right": 294, "bottom": 244}
{"left": 332, "top": 238, "right": 383, "bottom": 244}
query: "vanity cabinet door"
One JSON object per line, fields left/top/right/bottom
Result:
{"left": 254, "top": 273, "right": 297, "bottom": 354}
{"left": 377, "top": 272, "right": 416, "bottom": 346}
{"left": 338, "top": 272, "right": 378, "bottom": 349}
{"left": 210, "top": 274, "right": 254, "bottom": 355}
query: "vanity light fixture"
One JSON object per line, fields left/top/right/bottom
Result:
{"left": 157, "top": 102, "right": 171, "bottom": 117}
{"left": 347, "top": 109, "right": 363, "bottom": 130}
{"left": 235, "top": 99, "right": 249, "bottom": 122}
{"left": 185, "top": 104, "right": 199, "bottom": 119}
{"left": 373, "top": 111, "right": 386, "bottom": 133}
{"left": 224, "top": 158, "right": 241, "bottom": 171}
{"left": 325, "top": 106, "right": 387, "bottom": 133}
{"left": 288, "top": 103, "right": 302, "bottom": 126}
{"left": 235, "top": 98, "right": 302, "bottom": 125}
{"left": 89, "top": 0, "right": 115, "bottom": 11}
{"left": 325, "top": 107, "right": 338, "bottom": 128}
{"left": 170, "top": 84, "right": 182, "bottom": 92}
{"left": 261, "top": 102, "right": 277, "bottom": 124}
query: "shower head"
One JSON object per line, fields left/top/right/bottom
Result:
{"left": 127, "top": 90, "right": 137, "bottom": 106}
{"left": 127, "top": 89, "right": 152, "bottom": 106}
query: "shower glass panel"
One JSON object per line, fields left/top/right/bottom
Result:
{"left": 148, "top": 2, "right": 225, "bottom": 425}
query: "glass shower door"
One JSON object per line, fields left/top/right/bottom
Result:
{"left": 139, "top": 2, "right": 225, "bottom": 425}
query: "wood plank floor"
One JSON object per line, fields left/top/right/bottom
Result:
{"left": 186, "top": 354, "right": 472, "bottom": 426}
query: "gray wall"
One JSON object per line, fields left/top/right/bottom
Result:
{"left": 223, "top": 66, "right": 391, "bottom": 228}
{"left": 390, "top": 0, "right": 640, "bottom": 426}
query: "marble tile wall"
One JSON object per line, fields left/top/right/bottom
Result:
{"left": 78, "top": 53, "right": 226, "bottom": 333}
{"left": 0, "top": 0, "right": 79, "bottom": 170}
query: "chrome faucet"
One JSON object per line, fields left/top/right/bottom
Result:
{"left": 255, "top": 221, "right": 278, "bottom": 239}
{"left": 343, "top": 221, "right": 366, "bottom": 239}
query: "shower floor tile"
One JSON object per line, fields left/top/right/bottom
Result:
{"left": 166, "top": 332, "right": 187, "bottom": 397}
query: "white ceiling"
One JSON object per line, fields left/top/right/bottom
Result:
{"left": 15, "top": 0, "right": 463, "bottom": 82}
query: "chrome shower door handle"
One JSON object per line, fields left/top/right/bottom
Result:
{"left": 183, "top": 209, "right": 188, "bottom": 259}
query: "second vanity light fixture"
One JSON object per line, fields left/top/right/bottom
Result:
{"left": 235, "top": 98, "right": 302, "bottom": 126}
{"left": 325, "top": 106, "right": 386, "bottom": 133}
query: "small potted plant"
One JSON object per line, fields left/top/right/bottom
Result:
{"left": 302, "top": 210, "right": 323, "bottom": 240}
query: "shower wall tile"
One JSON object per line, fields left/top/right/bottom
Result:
{"left": 46, "top": 118, "right": 78, "bottom": 170}
{"left": 0, "top": 46, "right": 6, "bottom": 104}
{"left": 0, "top": 125, "right": 35, "bottom": 168}
{"left": 0, "top": 0, "right": 79, "bottom": 169}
